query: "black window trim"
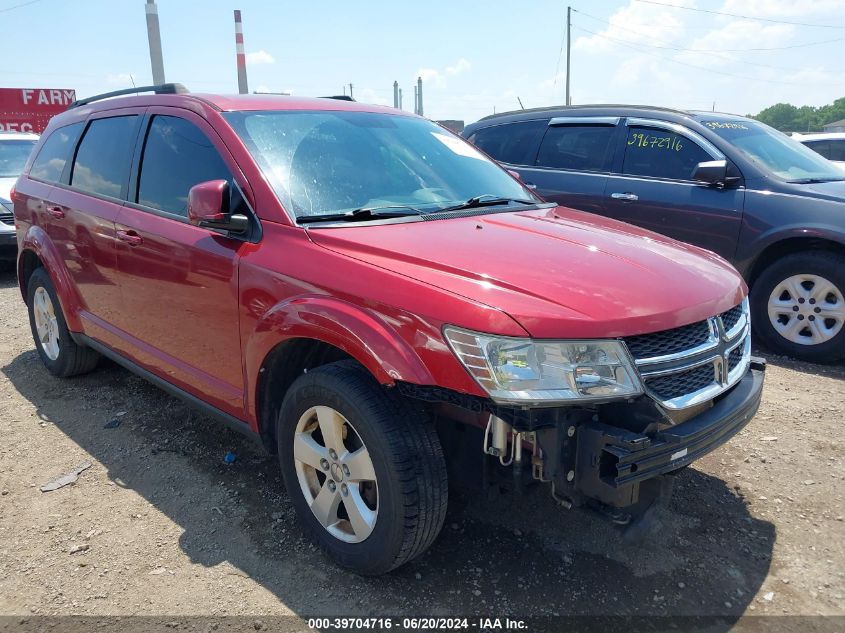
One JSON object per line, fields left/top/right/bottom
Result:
{"left": 63, "top": 112, "right": 145, "bottom": 205}
{"left": 532, "top": 117, "right": 623, "bottom": 174}
{"left": 125, "top": 112, "right": 262, "bottom": 243}
{"left": 616, "top": 117, "right": 728, "bottom": 184}
{"left": 25, "top": 121, "right": 86, "bottom": 187}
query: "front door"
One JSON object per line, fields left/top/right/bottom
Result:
{"left": 113, "top": 110, "right": 249, "bottom": 416}
{"left": 603, "top": 119, "right": 744, "bottom": 261}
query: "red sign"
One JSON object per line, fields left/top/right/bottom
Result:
{"left": 0, "top": 87, "right": 76, "bottom": 134}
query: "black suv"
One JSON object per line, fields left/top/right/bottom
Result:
{"left": 464, "top": 105, "right": 845, "bottom": 363}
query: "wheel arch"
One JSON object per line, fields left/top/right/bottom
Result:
{"left": 745, "top": 233, "right": 845, "bottom": 288}
{"left": 247, "top": 296, "right": 436, "bottom": 452}
{"left": 17, "top": 226, "right": 84, "bottom": 331}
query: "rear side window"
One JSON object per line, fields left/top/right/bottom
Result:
{"left": 137, "top": 115, "right": 232, "bottom": 216}
{"left": 29, "top": 122, "right": 84, "bottom": 183}
{"left": 71, "top": 116, "right": 138, "bottom": 199}
{"left": 622, "top": 126, "right": 712, "bottom": 180}
{"left": 536, "top": 125, "right": 616, "bottom": 171}
{"left": 469, "top": 120, "right": 545, "bottom": 166}
{"left": 806, "top": 139, "right": 845, "bottom": 162}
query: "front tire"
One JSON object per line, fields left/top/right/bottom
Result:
{"left": 26, "top": 268, "right": 99, "bottom": 377}
{"left": 277, "top": 361, "right": 448, "bottom": 575}
{"left": 750, "top": 251, "right": 845, "bottom": 363}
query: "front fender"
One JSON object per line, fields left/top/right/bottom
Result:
{"left": 18, "top": 225, "right": 84, "bottom": 332}
{"left": 736, "top": 222, "right": 845, "bottom": 278}
{"left": 244, "top": 295, "right": 439, "bottom": 419}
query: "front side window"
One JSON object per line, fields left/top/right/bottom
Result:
{"left": 0, "top": 139, "right": 38, "bottom": 178}
{"left": 29, "top": 123, "right": 83, "bottom": 183}
{"left": 71, "top": 116, "right": 138, "bottom": 199}
{"left": 469, "top": 120, "right": 546, "bottom": 166}
{"left": 622, "top": 125, "right": 712, "bottom": 181}
{"left": 137, "top": 116, "right": 232, "bottom": 216}
{"left": 536, "top": 124, "right": 616, "bottom": 172}
{"left": 224, "top": 110, "right": 534, "bottom": 220}
{"left": 700, "top": 118, "right": 843, "bottom": 182}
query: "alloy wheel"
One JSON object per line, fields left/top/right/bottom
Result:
{"left": 33, "top": 287, "right": 60, "bottom": 360}
{"left": 293, "top": 406, "right": 378, "bottom": 543}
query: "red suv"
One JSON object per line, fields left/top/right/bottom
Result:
{"left": 12, "top": 85, "right": 764, "bottom": 575}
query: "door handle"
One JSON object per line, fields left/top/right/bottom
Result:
{"left": 610, "top": 192, "right": 639, "bottom": 202}
{"left": 46, "top": 206, "right": 66, "bottom": 219}
{"left": 116, "top": 229, "right": 143, "bottom": 246}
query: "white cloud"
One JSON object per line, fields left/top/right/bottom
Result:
{"left": 246, "top": 50, "right": 275, "bottom": 65}
{"left": 446, "top": 58, "right": 471, "bottom": 76}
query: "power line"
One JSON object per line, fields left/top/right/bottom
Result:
{"left": 0, "top": 0, "right": 44, "bottom": 13}
{"left": 573, "top": 8, "right": 845, "bottom": 52}
{"left": 571, "top": 24, "right": 845, "bottom": 87}
{"left": 633, "top": 0, "right": 845, "bottom": 29}
{"left": 571, "top": 20, "right": 805, "bottom": 72}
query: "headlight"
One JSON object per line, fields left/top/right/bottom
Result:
{"left": 444, "top": 327, "right": 643, "bottom": 404}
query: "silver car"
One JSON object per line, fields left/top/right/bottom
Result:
{"left": 0, "top": 132, "right": 38, "bottom": 262}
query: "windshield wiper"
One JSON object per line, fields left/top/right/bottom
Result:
{"left": 297, "top": 205, "right": 422, "bottom": 225}
{"left": 787, "top": 177, "right": 845, "bottom": 184}
{"left": 439, "top": 194, "right": 536, "bottom": 213}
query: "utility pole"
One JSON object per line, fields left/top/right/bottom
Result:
{"left": 234, "top": 10, "right": 249, "bottom": 94}
{"left": 417, "top": 76, "right": 423, "bottom": 116}
{"left": 145, "top": 0, "right": 166, "bottom": 85}
{"left": 565, "top": 6, "right": 571, "bottom": 106}
{"left": 393, "top": 81, "right": 399, "bottom": 108}
{"left": 348, "top": 83, "right": 354, "bottom": 99}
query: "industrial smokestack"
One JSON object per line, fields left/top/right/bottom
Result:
{"left": 393, "top": 81, "right": 399, "bottom": 109}
{"left": 145, "top": 0, "right": 166, "bottom": 85}
{"left": 399, "top": 88, "right": 403, "bottom": 110}
{"left": 413, "top": 85, "right": 418, "bottom": 115}
{"left": 234, "top": 10, "right": 249, "bottom": 94}
{"left": 417, "top": 76, "right": 423, "bottom": 116}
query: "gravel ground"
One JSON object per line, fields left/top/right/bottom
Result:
{"left": 0, "top": 268, "right": 843, "bottom": 628}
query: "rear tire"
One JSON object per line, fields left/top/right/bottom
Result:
{"left": 750, "top": 251, "right": 845, "bottom": 363}
{"left": 26, "top": 268, "right": 99, "bottom": 377}
{"left": 277, "top": 360, "right": 448, "bottom": 575}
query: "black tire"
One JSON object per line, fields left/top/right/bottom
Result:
{"left": 26, "top": 268, "right": 99, "bottom": 377}
{"left": 750, "top": 251, "right": 845, "bottom": 363}
{"left": 277, "top": 360, "right": 448, "bottom": 575}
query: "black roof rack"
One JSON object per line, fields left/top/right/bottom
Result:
{"left": 68, "top": 83, "right": 189, "bottom": 109}
{"left": 320, "top": 95, "right": 355, "bottom": 101}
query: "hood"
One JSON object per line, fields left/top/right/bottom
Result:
{"left": 308, "top": 206, "right": 746, "bottom": 339}
{"left": 0, "top": 177, "right": 16, "bottom": 204}
{"left": 789, "top": 178, "right": 845, "bottom": 201}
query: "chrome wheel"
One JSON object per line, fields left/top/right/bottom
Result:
{"left": 293, "top": 406, "right": 378, "bottom": 543}
{"left": 768, "top": 274, "right": 845, "bottom": 345}
{"left": 33, "top": 287, "right": 60, "bottom": 360}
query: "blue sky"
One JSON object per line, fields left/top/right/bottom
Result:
{"left": 2, "top": 0, "right": 844, "bottom": 123}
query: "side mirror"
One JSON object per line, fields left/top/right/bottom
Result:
{"left": 188, "top": 180, "right": 249, "bottom": 234}
{"left": 691, "top": 160, "right": 728, "bottom": 185}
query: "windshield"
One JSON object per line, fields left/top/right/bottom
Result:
{"left": 224, "top": 110, "right": 535, "bottom": 220}
{"left": 699, "top": 118, "right": 843, "bottom": 183}
{"left": 0, "top": 139, "right": 37, "bottom": 178}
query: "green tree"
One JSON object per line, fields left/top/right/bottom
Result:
{"left": 752, "top": 97, "right": 845, "bottom": 132}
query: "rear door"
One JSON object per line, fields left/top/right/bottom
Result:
{"left": 602, "top": 118, "right": 745, "bottom": 260}
{"left": 113, "top": 109, "right": 250, "bottom": 416}
{"left": 44, "top": 111, "right": 143, "bottom": 333}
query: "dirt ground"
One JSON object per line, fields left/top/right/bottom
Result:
{"left": 0, "top": 267, "right": 842, "bottom": 629}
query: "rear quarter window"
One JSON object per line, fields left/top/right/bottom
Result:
{"left": 29, "top": 122, "right": 84, "bottom": 184}
{"left": 469, "top": 120, "right": 546, "bottom": 166}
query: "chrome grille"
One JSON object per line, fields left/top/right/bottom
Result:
{"left": 624, "top": 298, "right": 751, "bottom": 410}
{"left": 0, "top": 210, "right": 13, "bottom": 225}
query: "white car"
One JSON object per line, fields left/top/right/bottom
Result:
{"left": 793, "top": 132, "right": 845, "bottom": 172}
{"left": 0, "top": 132, "right": 38, "bottom": 263}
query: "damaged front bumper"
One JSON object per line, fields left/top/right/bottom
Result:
{"left": 539, "top": 358, "right": 765, "bottom": 510}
